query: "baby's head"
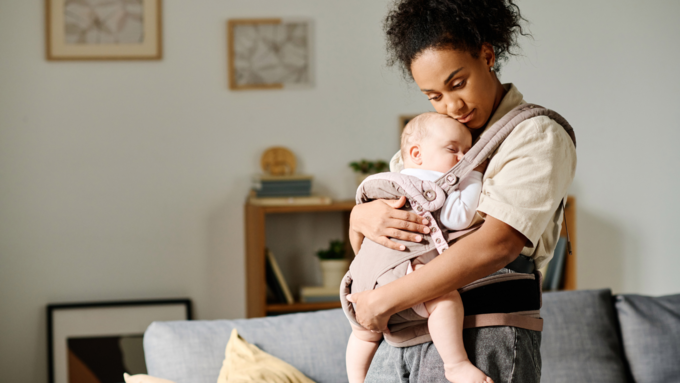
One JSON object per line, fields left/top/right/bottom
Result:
{"left": 401, "top": 112, "right": 472, "bottom": 173}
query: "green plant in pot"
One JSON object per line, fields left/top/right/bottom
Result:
{"left": 316, "top": 240, "right": 349, "bottom": 289}
{"left": 349, "top": 159, "right": 389, "bottom": 186}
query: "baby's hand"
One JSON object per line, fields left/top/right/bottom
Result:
{"left": 473, "top": 159, "right": 489, "bottom": 174}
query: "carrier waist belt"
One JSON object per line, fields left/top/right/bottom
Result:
{"left": 460, "top": 271, "right": 541, "bottom": 316}
{"left": 340, "top": 269, "right": 545, "bottom": 348}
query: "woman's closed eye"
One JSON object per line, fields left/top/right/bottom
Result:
{"left": 426, "top": 79, "right": 465, "bottom": 101}
{"left": 450, "top": 79, "right": 466, "bottom": 90}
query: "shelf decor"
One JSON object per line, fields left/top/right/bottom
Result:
{"left": 250, "top": 146, "right": 329, "bottom": 206}
{"left": 46, "top": 0, "right": 162, "bottom": 60}
{"left": 47, "top": 299, "right": 190, "bottom": 383}
{"left": 228, "top": 18, "right": 313, "bottom": 90}
{"left": 349, "top": 159, "right": 388, "bottom": 186}
{"left": 316, "top": 240, "right": 349, "bottom": 290}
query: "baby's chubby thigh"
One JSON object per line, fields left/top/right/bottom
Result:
{"left": 350, "top": 323, "right": 384, "bottom": 343}
{"left": 409, "top": 263, "right": 463, "bottom": 316}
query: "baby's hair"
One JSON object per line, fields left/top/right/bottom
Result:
{"left": 401, "top": 112, "right": 444, "bottom": 159}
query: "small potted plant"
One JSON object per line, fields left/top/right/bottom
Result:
{"left": 316, "top": 240, "right": 349, "bottom": 289}
{"left": 349, "top": 159, "right": 389, "bottom": 186}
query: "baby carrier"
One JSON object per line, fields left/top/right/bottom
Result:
{"left": 340, "top": 104, "right": 577, "bottom": 347}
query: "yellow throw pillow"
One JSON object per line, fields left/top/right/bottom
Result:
{"left": 217, "top": 329, "right": 314, "bottom": 383}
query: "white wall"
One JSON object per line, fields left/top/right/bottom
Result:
{"left": 502, "top": 0, "right": 680, "bottom": 295}
{"left": 0, "top": 0, "right": 678, "bottom": 381}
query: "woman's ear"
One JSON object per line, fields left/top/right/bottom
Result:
{"left": 480, "top": 43, "right": 496, "bottom": 71}
{"left": 409, "top": 145, "right": 423, "bottom": 165}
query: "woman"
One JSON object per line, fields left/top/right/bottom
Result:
{"left": 345, "top": 0, "right": 577, "bottom": 382}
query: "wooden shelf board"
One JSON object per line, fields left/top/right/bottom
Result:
{"left": 252, "top": 200, "right": 355, "bottom": 214}
{"left": 266, "top": 301, "right": 341, "bottom": 314}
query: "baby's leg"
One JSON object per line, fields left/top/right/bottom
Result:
{"left": 425, "top": 290, "right": 494, "bottom": 383}
{"left": 346, "top": 324, "right": 383, "bottom": 383}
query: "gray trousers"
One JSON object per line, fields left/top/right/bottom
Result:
{"left": 365, "top": 326, "right": 541, "bottom": 383}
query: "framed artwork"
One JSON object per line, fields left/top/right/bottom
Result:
{"left": 399, "top": 114, "right": 419, "bottom": 133}
{"left": 47, "top": 299, "right": 191, "bottom": 383}
{"left": 46, "top": 0, "right": 163, "bottom": 60}
{"left": 228, "top": 18, "right": 314, "bottom": 90}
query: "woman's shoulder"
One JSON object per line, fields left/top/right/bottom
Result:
{"left": 489, "top": 111, "right": 577, "bottom": 176}
{"left": 504, "top": 113, "right": 575, "bottom": 150}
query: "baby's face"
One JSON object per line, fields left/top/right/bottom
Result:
{"left": 418, "top": 117, "right": 472, "bottom": 173}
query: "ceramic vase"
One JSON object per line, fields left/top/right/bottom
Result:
{"left": 319, "top": 259, "right": 349, "bottom": 289}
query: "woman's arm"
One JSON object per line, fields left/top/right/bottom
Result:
{"left": 349, "top": 196, "right": 431, "bottom": 252}
{"left": 347, "top": 215, "right": 526, "bottom": 331}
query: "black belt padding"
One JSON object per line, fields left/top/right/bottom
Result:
{"left": 460, "top": 276, "right": 541, "bottom": 316}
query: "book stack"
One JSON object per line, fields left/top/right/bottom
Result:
{"left": 299, "top": 286, "right": 340, "bottom": 303}
{"left": 265, "top": 249, "right": 293, "bottom": 305}
{"left": 253, "top": 175, "right": 313, "bottom": 198}
{"left": 541, "top": 236, "right": 568, "bottom": 291}
{"left": 249, "top": 174, "right": 331, "bottom": 206}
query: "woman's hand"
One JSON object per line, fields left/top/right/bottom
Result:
{"left": 346, "top": 290, "right": 391, "bottom": 332}
{"left": 350, "top": 196, "right": 430, "bottom": 251}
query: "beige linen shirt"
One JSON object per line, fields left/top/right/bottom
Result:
{"left": 390, "top": 84, "right": 577, "bottom": 268}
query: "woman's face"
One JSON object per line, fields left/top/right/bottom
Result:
{"left": 411, "top": 46, "right": 501, "bottom": 130}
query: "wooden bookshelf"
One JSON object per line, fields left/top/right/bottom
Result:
{"left": 245, "top": 200, "right": 355, "bottom": 318}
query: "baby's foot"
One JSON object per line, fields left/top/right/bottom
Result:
{"left": 444, "top": 359, "right": 494, "bottom": 383}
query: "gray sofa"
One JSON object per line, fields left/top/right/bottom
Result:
{"left": 143, "top": 289, "right": 680, "bottom": 383}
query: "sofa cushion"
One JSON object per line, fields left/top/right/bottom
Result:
{"left": 615, "top": 293, "right": 680, "bottom": 383}
{"left": 144, "top": 309, "right": 351, "bottom": 383}
{"left": 540, "top": 289, "right": 631, "bottom": 383}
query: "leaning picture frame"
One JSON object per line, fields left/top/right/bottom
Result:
{"left": 47, "top": 299, "right": 191, "bottom": 383}
{"left": 227, "top": 18, "right": 314, "bottom": 90}
{"left": 46, "top": 0, "right": 163, "bottom": 60}
{"left": 399, "top": 114, "right": 420, "bottom": 133}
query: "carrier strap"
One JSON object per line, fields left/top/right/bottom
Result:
{"left": 434, "top": 104, "right": 576, "bottom": 194}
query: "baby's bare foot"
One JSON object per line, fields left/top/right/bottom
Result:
{"left": 444, "top": 360, "right": 494, "bottom": 383}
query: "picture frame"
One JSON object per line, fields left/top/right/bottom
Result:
{"left": 47, "top": 299, "right": 191, "bottom": 383}
{"left": 227, "top": 18, "right": 314, "bottom": 90}
{"left": 46, "top": 0, "right": 163, "bottom": 60}
{"left": 399, "top": 114, "right": 420, "bottom": 133}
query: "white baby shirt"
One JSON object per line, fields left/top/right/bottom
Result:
{"left": 400, "top": 169, "right": 483, "bottom": 231}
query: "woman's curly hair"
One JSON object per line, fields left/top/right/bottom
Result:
{"left": 384, "top": 0, "right": 530, "bottom": 78}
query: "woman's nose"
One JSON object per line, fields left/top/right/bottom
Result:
{"left": 446, "top": 97, "right": 464, "bottom": 117}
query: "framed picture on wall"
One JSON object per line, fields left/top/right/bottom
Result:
{"left": 399, "top": 114, "right": 420, "bottom": 133}
{"left": 228, "top": 18, "right": 314, "bottom": 90}
{"left": 46, "top": 0, "right": 163, "bottom": 60}
{"left": 47, "top": 299, "right": 191, "bottom": 383}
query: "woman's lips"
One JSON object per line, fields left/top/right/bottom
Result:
{"left": 456, "top": 109, "right": 475, "bottom": 124}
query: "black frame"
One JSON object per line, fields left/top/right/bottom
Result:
{"left": 47, "top": 298, "right": 191, "bottom": 383}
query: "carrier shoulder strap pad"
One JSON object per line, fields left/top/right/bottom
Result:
{"left": 435, "top": 104, "right": 577, "bottom": 194}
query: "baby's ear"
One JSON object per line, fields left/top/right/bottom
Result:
{"left": 409, "top": 145, "right": 423, "bottom": 165}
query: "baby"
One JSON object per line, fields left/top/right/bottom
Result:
{"left": 346, "top": 112, "right": 492, "bottom": 383}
